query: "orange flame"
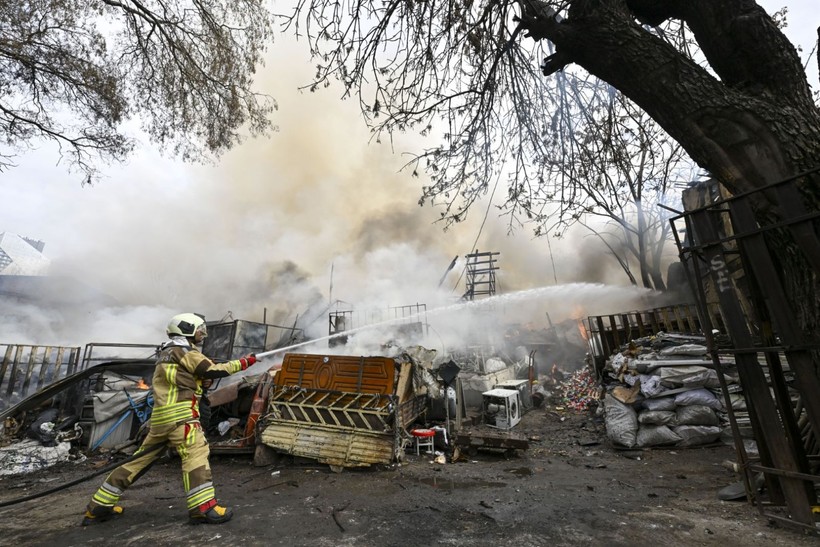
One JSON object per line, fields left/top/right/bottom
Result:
{"left": 577, "top": 320, "right": 589, "bottom": 341}
{"left": 135, "top": 378, "right": 149, "bottom": 390}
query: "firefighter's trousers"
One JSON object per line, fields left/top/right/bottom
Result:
{"left": 86, "top": 420, "right": 216, "bottom": 515}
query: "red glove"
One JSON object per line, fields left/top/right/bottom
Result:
{"left": 239, "top": 354, "right": 257, "bottom": 370}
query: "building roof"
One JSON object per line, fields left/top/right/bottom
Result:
{"left": 0, "top": 232, "right": 49, "bottom": 275}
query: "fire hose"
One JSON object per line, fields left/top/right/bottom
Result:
{"left": 253, "top": 315, "right": 413, "bottom": 361}
{"left": 0, "top": 440, "right": 168, "bottom": 509}
{"left": 254, "top": 340, "right": 315, "bottom": 360}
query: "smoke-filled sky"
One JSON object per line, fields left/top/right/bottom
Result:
{"left": 0, "top": 0, "right": 816, "bottom": 347}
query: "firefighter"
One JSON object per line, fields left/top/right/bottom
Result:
{"left": 82, "top": 313, "right": 259, "bottom": 526}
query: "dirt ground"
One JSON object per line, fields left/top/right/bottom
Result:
{"left": 1, "top": 407, "right": 817, "bottom": 547}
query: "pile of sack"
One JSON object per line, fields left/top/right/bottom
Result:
{"left": 602, "top": 332, "right": 740, "bottom": 449}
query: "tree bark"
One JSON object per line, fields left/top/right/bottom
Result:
{"left": 522, "top": 0, "right": 820, "bottom": 333}
{"left": 523, "top": 0, "right": 820, "bottom": 202}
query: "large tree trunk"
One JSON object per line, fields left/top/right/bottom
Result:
{"left": 524, "top": 0, "right": 820, "bottom": 334}
{"left": 648, "top": 259, "right": 666, "bottom": 292}
{"left": 529, "top": 0, "right": 820, "bottom": 192}
{"left": 527, "top": 2, "right": 820, "bottom": 522}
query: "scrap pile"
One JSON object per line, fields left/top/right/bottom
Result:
{"left": 557, "top": 367, "right": 600, "bottom": 411}
{"left": 600, "top": 332, "right": 741, "bottom": 449}
{"left": 0, "top": 408, "right": 85, "bottom": 476}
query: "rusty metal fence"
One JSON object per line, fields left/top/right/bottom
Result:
{"left": 670, "top": 168, "right": 820, "bottom": 532}
{"left": 0, "top": 342, "right": 159, "bottom": 411}
{"left": 583, "top": 303, "right": 724, "bottom": 378}
{"left": 328, "top": 304, "right": 429, "bottom": 338}
{"left": 0, "top": 344, "right": 81, "bottom": 410}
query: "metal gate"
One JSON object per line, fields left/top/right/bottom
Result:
{"left": 0, "top": 342, "right": 159, "bottom": 412}
{"left": 0, "top": 344, "right": 81, "bottom": 410}
{"left": 583, "top": 303, "right": 722, "bottom": 379}
{"left": 670, "top": 169, "right": 820, "bottom": 532}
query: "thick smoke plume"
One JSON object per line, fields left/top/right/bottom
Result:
{"left": 1, "top": 41, "right": 679, "bottom": 348}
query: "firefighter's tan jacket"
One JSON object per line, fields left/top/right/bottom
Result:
{"left": 150, "top": 337, "right": 244, "bottom": 427}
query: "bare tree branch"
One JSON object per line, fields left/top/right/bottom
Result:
{"left": 0, "top": 0, "right": 275, "bottom": 183}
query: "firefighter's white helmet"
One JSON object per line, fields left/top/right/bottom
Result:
{"left": 166, "top": 313, "right": 207, "bottom": 338}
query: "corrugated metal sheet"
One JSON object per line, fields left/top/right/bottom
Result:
{"left": 87, "top": 413, "right": 135, "bottom": 450}
{"left": 259, "top": 423, "right": 393, "bottom": 468}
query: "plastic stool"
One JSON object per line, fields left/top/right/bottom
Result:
{"left": 411, "top": 428, "right": 436, "bottom": 455}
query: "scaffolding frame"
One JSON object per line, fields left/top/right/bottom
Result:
{"left": 463, "top": 250, "right": 499, "bottom": 300}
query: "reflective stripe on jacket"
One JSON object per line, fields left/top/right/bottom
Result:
{"left": 150, "top": 339, "right": 243, "bottom": 426}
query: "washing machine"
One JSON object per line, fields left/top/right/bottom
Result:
{"left": 494, "top": 379, "right": 533, "bottom": 410}
{"left": 482, "top": 388, "right": 522, "bottom": 429}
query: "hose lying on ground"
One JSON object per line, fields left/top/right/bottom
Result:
{"left": 0, "top": 441, "right": 167, "bottom": 509}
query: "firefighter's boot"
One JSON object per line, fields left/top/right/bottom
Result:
{"left": 189, "top": 500, "right": 233, "bottom": 524}
{"left": 82, "top": 504, "right": 124, "bottom": 526}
